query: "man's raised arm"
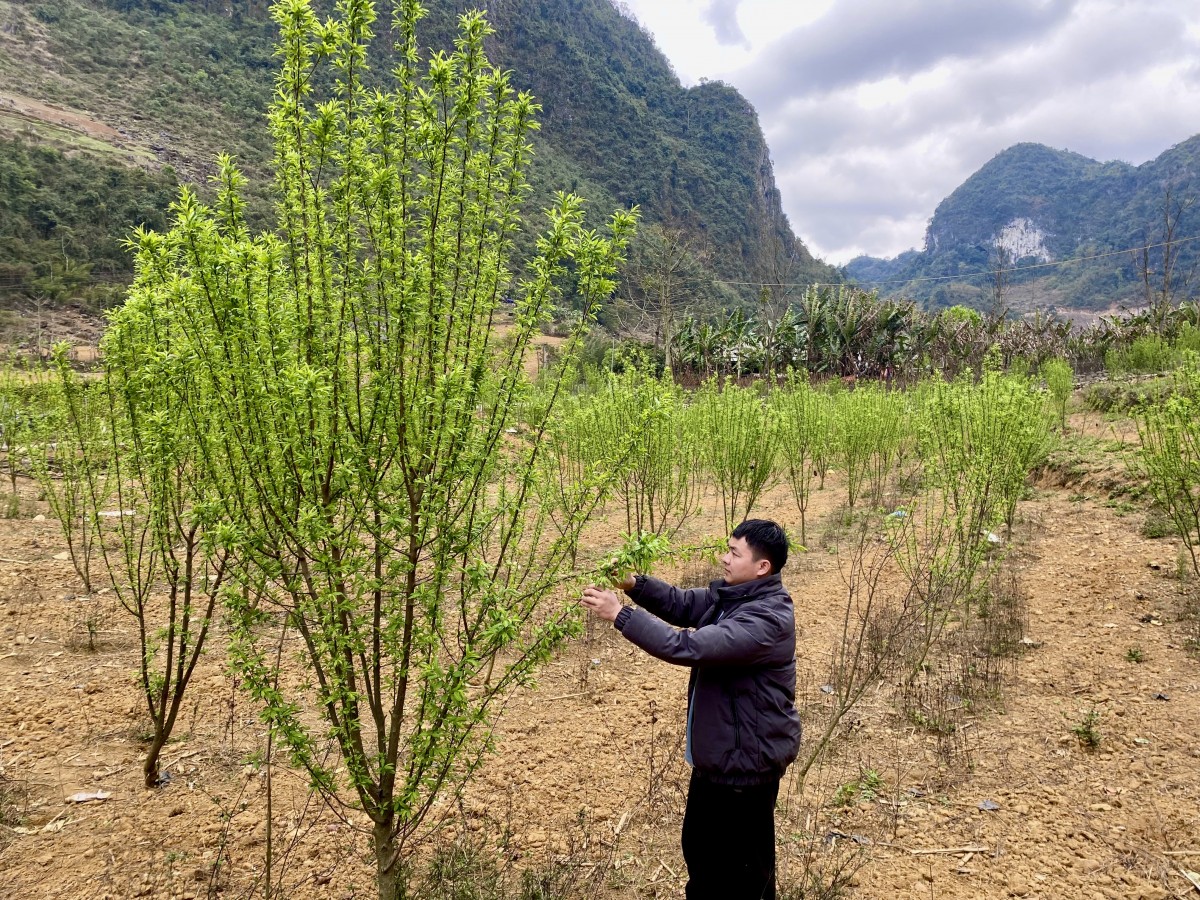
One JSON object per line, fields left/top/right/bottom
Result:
{"left": 624, "top": 574, "right": 713, "bottom": 629}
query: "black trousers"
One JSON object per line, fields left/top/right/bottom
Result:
{"left": 681, "top": 770, "right": 780, "bottom": 900}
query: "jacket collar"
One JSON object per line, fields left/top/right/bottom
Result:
{"left": 711, "top": 572, "right": 784, "bottom": 605}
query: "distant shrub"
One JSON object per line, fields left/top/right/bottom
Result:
{"left": 1083, "top": 378, "right": 1173, "bottom": 414}
{"left": 942, "top": 305, "right": 984, "bottom": 328}
{"left": 1107, "top": 335, "right": 1175, "bottom": 376}
{"left": 1040, "top": 357, "right": 1074, "bottom": 431}
{"left": 33, "top": 3, "right": 63, "bottom": 24}
{"left": 1136, "top": 352, "right": 1200, "bottom": 577}
{"left": 1072, "top": 708, "right": 1102, "bottom": 750}
{"left": 1141, "top": 504, "right": 1178, "bottom": 539}
{"left": 1177, "top": 323, "right": 1200, "bottom": 355}
{"left": 1008, "top": 355, "right": 1033, "bottom": 378}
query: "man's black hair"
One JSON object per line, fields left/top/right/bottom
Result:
{"left": 731, "top": 519, "right": 789, "bottom": 574}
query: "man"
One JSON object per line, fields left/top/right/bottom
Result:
{"left": 580, "top": 519, "right": 801, "bottom": 900}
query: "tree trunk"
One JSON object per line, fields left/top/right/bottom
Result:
{"left": 143, "top": 728, "right": 166, "bottom": 788}
{"left": 373, "top": 820, "right": 403, "bottom": 900}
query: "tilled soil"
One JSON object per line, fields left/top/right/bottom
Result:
{"left": 1, "top": 416, "right": 1198, "bottom": 900}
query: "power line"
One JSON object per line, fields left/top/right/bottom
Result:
{"left": 3, "top": 234, "right": 1198, "bottom": 296}
{"left": 0, "top": 272, "right": 130, "bottom": 292}
{"left": 713, "top": 233, "right": 1200, "bottom": 290}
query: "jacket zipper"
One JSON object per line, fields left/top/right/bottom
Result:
{"left": 730, "top": 692, "right": 741, "bottom": 750}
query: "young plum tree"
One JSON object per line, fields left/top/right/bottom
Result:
{"left": 117, "top": 1, "right": 635, "bottom": 896}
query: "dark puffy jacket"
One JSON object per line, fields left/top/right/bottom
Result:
{"left": 616, "top": 572, "right": 801, "bottom": 785}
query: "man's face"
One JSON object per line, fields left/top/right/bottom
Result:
{"left": 721, "top": 536, "right": 771, "bottom": 586}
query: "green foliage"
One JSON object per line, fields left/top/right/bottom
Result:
{"left": 1071, "top": 708, "right": 1102, "bottom": 750}
{"left": 665, "top": 284, "right": 1127, "bottom": 385}
{"left": 616, "top": 372, "right": 703, "bottom": 538}
{"left": 1082, "top": 377, "right": 1173, "bottom": 414}
{"left": 25, "top": 353, "right": 110, "bottom": 594}
{"left": 788, "top": 286, "right": 917, "bottom": 378}
{"left": 772, "top": 373, "right": 832, "bottom": 545}
{"left": 917, "top": 371, "right": 1052, "bottom": 534}
{"left": 0, "top": 364, "right": 57, "bottom": 492}
{"left": 114, "top": 4, "right": 633, "bottom": 896}
{"left": 1135, "top": 352, "right": 1200, "bottom": 576}
{"left": 1106, "top": 334, "right": 1177, "bottom": 376}
{"left": 1178, "top": 323, "right": 1200, "bottom": 355}
{"left": 1125, "top": 646, "right": 1146, "bottom": 663}
{"left": 535, "top": 388, "right": 631, "bottom": 567}
{"left": 4, "top": 0, "right": 277, "bottom": 180}
{"left": 689, "top": 378, "right": 779, "bottom": 533}
{"left": 831, "top": 768, "right": 885, "bottom": 807}
{"left": 829, "top": 385, "right": 906, "bottom": 509}
{"left": 1140, "top": 504, "right": 1178, "bottom": 539}
{"left": 876, "top": 372, "right": 1052, "bottom": 687}
{"left": 601, "top": 530, "right": 671, "bottom": 582}
{"left": 525, "top": 369, "right": 643, "bottom": 566}
{"left": 550, "top": 367, "right": 701, "bottom": 540}
{"left": 941, "top": 305, "right": 983, "bottom": 328}
{"left": 829, "top": 390, "right": 873, "bottom": 510}
{"left": 0, "top": 139, "right": 179, "bottom": 308}
{"left": 99, "top": 288, "right": 230, "bottom": 787}
{"left": 1040, "top": 357, "right": 1074, "bottom": 432}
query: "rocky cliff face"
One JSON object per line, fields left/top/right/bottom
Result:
{"left": 478, "top": 1, "right": 837, "bottom": 294}
{"left": 846, "top": 137, "right": 1200, "bottom": 311}
{"left": 0, "top": 0, "right": 838, "bottom": 306}
{"left": 994, "top": 218, "right": 1053, "bottom": 263}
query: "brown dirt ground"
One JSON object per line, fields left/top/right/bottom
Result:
{"left": 0, "top": 305, "right": 105, "bottom": 366}
{"left": 1, "top": 409, "right": 1198, "bottom": 900}
{"left": 0, "top": 92, "right": 123, "bottom": 143}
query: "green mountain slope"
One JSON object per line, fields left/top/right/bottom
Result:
{"left": 0, "top": 0, "right": 837, "bottom": 313}
{"left": 845, "top": 137, "right": 1200, "bottom": 312}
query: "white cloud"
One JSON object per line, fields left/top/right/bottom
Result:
{"left": 619, "top": 1, "right": 831, "bottom": 82}
{"left": 741, "top": 0, "right": 1079, "bottom": 104}
{"left": 703, "top": 0, "right": 750, "bottom": 48}
{"left": 620, "top": 0, "right": 1200, "bottom": 264}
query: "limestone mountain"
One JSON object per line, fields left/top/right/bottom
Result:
{"left": 0, "top": 0, "right": 838, "bottom": 313}
{"left": 844, "top": 137, "right": 1200, "bottom": 313}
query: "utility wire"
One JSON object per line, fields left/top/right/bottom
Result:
{"left": 0, "top": 272, "right": 129, "bottom": 292}
{"left": 713, "top": 233, "right": 1200, "bottom": 289}
{"left": 3, "top": 234, "right": 1198, "bottom": 294}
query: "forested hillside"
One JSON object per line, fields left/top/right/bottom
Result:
{"left": 0, "top": 0, "right": 838, "bottom": 318}
{"left": 0, "top": 140, "right": 179, "bottom": 309}
{"left": 844, "top": 137, "right": 1200, "bottom": 313}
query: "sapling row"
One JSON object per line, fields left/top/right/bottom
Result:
{"left": 772, "top": 374, "right": 831, "bottom": 547}
{"left": 0, "top": 365, "right": 58, "bottom": 495}
{"left": 1040, "top": 357, "right": 1074, "bottom": 433}
{"left": 691, "top": 378, "right": 780, "bottom": 533}
{"left": 25, "top": 359, "right": 109, "bottom": 596}
{"left": 1136, "top": 351, "right": 1200, "bottom": 577}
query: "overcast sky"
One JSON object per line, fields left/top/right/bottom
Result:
{"left": 616, "top": 0, "right": 1200, "bottom": 266}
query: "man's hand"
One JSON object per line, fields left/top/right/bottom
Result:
{"left": 614, "top": 573, "right": 636, "bottom": 592}
{"left": 580, "top": 586, "right": 623, "bottom": 623}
